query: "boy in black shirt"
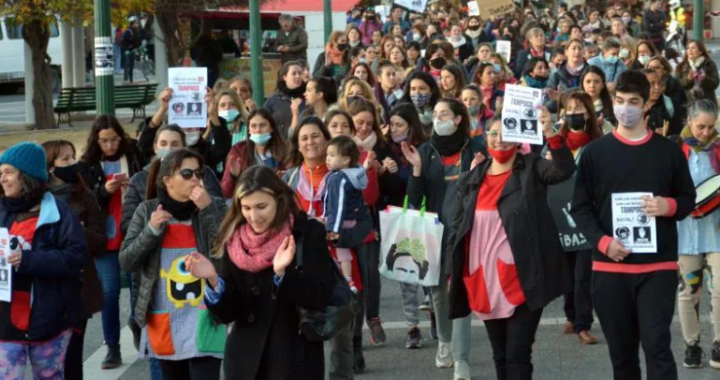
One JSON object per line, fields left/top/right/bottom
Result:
{"left": 572, "top": 70, "right": 696, "bottom": 380}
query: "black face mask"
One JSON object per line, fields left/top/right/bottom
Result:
{"left": 338, "top": 43, "right": 349, "bottom": 51}
{"left": 430, "top": 57, "right": 446, "bottom": 69}
{"left": 564, "top": 114, "right": 587, "bottom": 130}
{"left": 53, "top": 164, "right": 80, "bottom": 184}
{"left": 467, "top": 25, "right": 480, "bottom": 31}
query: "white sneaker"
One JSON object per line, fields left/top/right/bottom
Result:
{"left": 435, "top": 341, "right": 453, "bottom": 368}
{"left": 453, "top": 360, "right": 471, "bottom": 380}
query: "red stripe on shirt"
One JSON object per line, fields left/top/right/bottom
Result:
{"left": 161, "top": 224, "right": 198, "bottom": 249}
{"left": 592, "top": 261, "right": 678, "bottom": 274}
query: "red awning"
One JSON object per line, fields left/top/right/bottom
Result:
{"left": 221, "top": 0, "right": 358, "bottom": 13}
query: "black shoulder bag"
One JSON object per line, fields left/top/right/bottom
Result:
{"left": 295, "top": 235, "right": 356, "bottom": 342}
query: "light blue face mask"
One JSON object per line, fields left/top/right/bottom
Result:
{"left": 155, "top": 148, "right": 173, "bottom": 159}
{"left": 493, "top": 64, "right": 502, "bottom": 73}
{"left": 219, "top": 108, "right": 240, "bottom": 122}
{"left": 605, "top": 55, "right": 619, "bottom": 64}
{"left": 249, "top": 132, "right": 272, "bottom": 146}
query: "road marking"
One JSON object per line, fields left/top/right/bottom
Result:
{"left": 83, "top": 326, "right": 138, "bottom": 380}
{"left": 361, "top": 315, "right": 709, "bottom": 330}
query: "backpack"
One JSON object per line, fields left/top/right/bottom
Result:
{"left": 115, "top": 28, "right": 125, "bottom": 46}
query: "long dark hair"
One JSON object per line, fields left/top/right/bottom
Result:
{"left": 345, "top": 96, "right": 389, "bottom": 150}
{"left": 400, "top": 71, "right": 441, "bottom": 110}
{"left": 324, "top": 108, "right": 357, "bottom": 135}
{"left": 558, "top": 90, "right": 603, "bottom": 140}
{"left": 309, "top": 76, "right": 339, "bottom": 105}
{"left": 145, "top": 149, "right": 204, "bottom": 200}
{"left": 580, "top": 66, "right": 615, "bottom": 123}
{"left": 387, "top": 103, "right": 428, "bottom": 147}
{"left": 276, "top": 60, "right": 303, "bottom": 92}
{"left": 212, "top": 165, "right": 301, "bottom": 258}
{"left": 81, "top": 115, "right": 133, "bottom": 164}
{"left": 346, "top": 62, "right": 377, "bottom": 87}
{"left": 243, "top": 108, "right": 289, "bottom": 169}
{"left": 288, "top": 116, "right": 331, "bottom": 168}
{"left": 677, "top": 40, "right": 712, "bottom": 76}
{"left": 441, "top": 64, "right": 467, "bottom": 99}
{"left": 42, "top": 140, "right": 88, "bottom": 205}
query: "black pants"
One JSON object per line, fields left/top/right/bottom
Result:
{"left": 64, "top": 318, "right": 88, "bottom": 380}
{"left": 484, "top": 303, "right": 543, "bottom": 380}
{"left": 563, "top": 249, "right": 594, "bottom": 332}
{"left": 158, "top": 357, "right": 222, "bottom": 380}
{"left": 356, "top": 240, "right": 381, "bottom": 322}
{"left": 593, "top": 270, "right": 678, "bottom": 380}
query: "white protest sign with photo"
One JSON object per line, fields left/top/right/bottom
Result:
{"left": 393, "top": 0, "right": 429, "bottom": 13}
{"left": 500, "top": 85, "right": 544, "bottom": 145}
{"left": 0, "top": 228, "right": 12, "bottom": 303}
{"left": 496, "top": 40, "right": 512, "bottom": 64}
{"left": 168, "top": 67, "right": 208, "bottom": 129}
{"left": 611, "top": 192, "right": 658, "bottom": 254}
{"left": 468, "top": 1, "right": 480, "bottom": 16}
{"left": 375, "top": 5, "right": 388, "bottom": 21}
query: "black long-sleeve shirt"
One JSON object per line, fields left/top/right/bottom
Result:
{"left": 571, "top": 130, "right": 696, "bottom": 266}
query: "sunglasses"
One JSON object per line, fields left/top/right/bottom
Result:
{"left": 178, "top": 168, "right": 204, "bottom": 180}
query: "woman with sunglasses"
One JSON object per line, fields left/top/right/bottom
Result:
{"left": 120, "top": 149, "right": 227, "bottom": 380}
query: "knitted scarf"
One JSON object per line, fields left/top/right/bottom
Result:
{"left": 327, "top": 44, "right": 345, "bottom": 65}
{"left": 681, "top": 125, "right": 720, "bottom": 173}
{"left": 227, "top": 219, "right": 293, "bottom": 273}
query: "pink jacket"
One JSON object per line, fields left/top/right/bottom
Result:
{"left": 359, "top": 20, "right": 382, "bottom": 46}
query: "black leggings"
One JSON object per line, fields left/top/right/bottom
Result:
{"left": 158, "top": 357, "right": 222, "bottom": 380}
{"left": 484, "top": 303, "right": 543, "bottom": 380}
{"left": 64, "top": 318, "right": 88, "bottom": 380}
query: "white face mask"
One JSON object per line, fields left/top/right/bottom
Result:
{"left": 433, "top": 118, "right": 457, "bottom": 136}
{"left": 185, "top": 131, "right": 201, "bottom": 146}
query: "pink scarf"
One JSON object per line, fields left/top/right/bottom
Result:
{"left": 227, "top": 220, "right": 293, "bottom": 273}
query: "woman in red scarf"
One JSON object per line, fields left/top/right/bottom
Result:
{"left": 551, "top": 90, "right": 603, "bottom": 345}
{"left": 187, "top": 165, "right": 334, "bottom": 380}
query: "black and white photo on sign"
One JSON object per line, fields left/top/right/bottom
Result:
{"left": 501, "top": 85, "right": 544, "bottom": 145}
{"left": 0, "top": 228, "right": 11, "bottom": 303}
{"left": 548, "top": 178, "right": 591, "bottom": 251}
{"left": 611, "top": 192, "right": 658, "bottom": 253}
{"left": 168, "top": 67, "right": 208, "bottom": 128}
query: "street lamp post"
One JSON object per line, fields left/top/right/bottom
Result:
{"left": 693, "top": 0, "right": 704, "bottom": 41}
{"left": 94, "top": 0, "right": 115, "bottom": 115}
{"left": 249, "top": 0, "right": 264, "bottom": 105}
{"left": 324, "top": 0, "right": 332, "bottom": 43}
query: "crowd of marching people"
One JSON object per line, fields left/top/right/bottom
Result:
{"left": 2, "top": 1, "right": 720, "bottom": 379}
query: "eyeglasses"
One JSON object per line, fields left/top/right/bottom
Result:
{"left": 98, "top": 137, "right": 121, "bottom": 146}
{"left": 178, "top": 168, "right": 204, "bottom": 180}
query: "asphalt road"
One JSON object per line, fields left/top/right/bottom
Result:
{"left": 8, "top": 42, "right": 720, "bottom": 380}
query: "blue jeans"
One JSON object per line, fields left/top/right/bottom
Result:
{"left": 95, "top": 253, "right": 121, "bottom": 346}
{"left": 150, "top": 358, "right": 164, "bottom": 380}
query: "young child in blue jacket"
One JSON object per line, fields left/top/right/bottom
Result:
{"left": 323, "top": 136, "right": 372, "bottom": 292}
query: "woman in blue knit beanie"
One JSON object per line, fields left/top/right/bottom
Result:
{"left": 0, "top": 142, "right": 87, "bottom": 380}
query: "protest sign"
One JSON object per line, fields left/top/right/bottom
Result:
{"left": 0, "top": 228, "right": 11, "bottom": 303}
{"left": 393, "top": 0, "right": 429, "bottom": 13}
{"left": 168, "top": 68, "right": 208, "bottom": 129}
{"left": 496, "top": 40, "right": 512, "bottom": 64}
{"left": 548, "top": 177, "right": 592, "bottom": 252}
{"left": 501, "top": 85, "right": 544, "bottom": 145}
{"left": 468, "top": 1, "right": 480, "bottom": 16}
{"left": 611, "top": 193, "right": 658, "bottom": 254}
{"left": 375, "top": 5, "right": 388, "bottom": 21}
{"left": 479, "top": 0, "right": 515, "bottom": 19}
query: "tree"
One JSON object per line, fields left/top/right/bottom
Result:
{"left": 153, "top": 0, "right": 273, "bottom": 67}
{"left": 0, "top": 1, "right": 93, "bottom": 129}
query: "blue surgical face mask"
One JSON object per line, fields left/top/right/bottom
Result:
{"left": 493, "top": 64, "right": 502, "bottom": 73}
{"left": 219, "top": 108, "right": 240, "bottom": 122}
{"left": 467, "top": 104, "right": 480, "bottom": 116}
{"left": 605, "top": 55, "right": 619, "bottom": 64}
{"left": 358, "top": 58, "right": 368, "bottom": 64}
{"left": 249, "top": 132, "right": 272, "bottom": 146}
{"left": 156, "top": 148, "right": 173, "bottom": 159}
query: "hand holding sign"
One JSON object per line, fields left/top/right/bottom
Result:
{"left": 607, "top": 239, "right": 631, "bottom": 262}
{"left": 641, "top": 195, "right": 670, "bottom": 217}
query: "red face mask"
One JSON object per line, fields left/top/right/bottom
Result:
{"left": 488, "top": 146, "right": 517, "bottom": 164}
